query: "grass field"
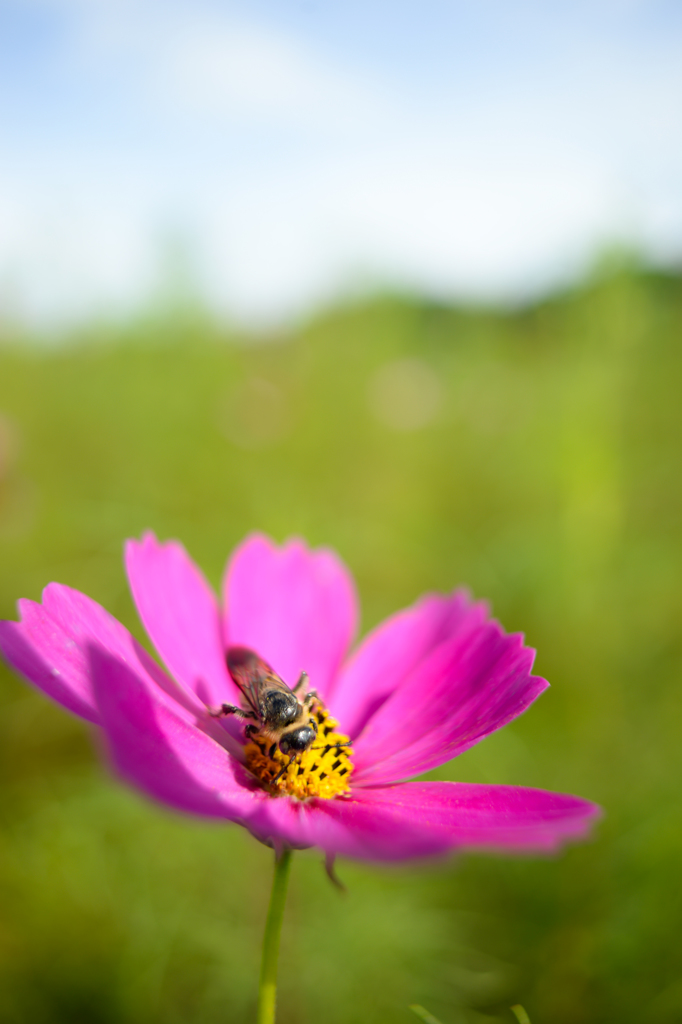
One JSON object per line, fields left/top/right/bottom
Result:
{"left": 1, "top": 265, "right": 681, "bottom": 1023}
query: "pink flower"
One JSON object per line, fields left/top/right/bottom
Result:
{"left": 0, "top": 533, "right": 599, "bottom": 861}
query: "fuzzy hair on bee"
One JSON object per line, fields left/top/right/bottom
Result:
{"left": 211, "top": 646, "right": 322, "bottom": 779}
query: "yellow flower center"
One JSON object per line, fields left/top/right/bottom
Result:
{"left": 244, "top": 702, "right": 354, "bottom": 800}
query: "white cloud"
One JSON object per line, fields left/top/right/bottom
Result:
{"left": 159, "top": 20, "right": 387, "bottom": 129}
{"left": 1, "top": 0, "right": 682, "bottom": 326}
{"left": 56, "top": 0, "right": 390, "bottom": 132}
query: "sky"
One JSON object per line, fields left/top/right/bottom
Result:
{"left": 1, "top": 0, "right": 682, "bottom": 326}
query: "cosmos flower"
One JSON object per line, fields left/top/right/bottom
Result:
{"left": 0, "top": 533, "right": 598, "bottom": 861}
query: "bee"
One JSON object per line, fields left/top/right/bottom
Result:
{"left": 212, "top": 646, "right": 320, "bottom": 778}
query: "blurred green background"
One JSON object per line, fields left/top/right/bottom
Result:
{"left": 1, "top": 264, "right": 681, "bottom": 1024}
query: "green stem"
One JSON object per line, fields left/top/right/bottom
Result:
{"left": 257, "top": 848, "right": 293, "bottom": 1024}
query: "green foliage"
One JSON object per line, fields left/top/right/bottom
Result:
{"left": 1, "top": 267, "right": 682, "bottom": 1022}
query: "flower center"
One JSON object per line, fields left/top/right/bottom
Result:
{"left": 244, "top": 701, "right": 354, "bottom": 800}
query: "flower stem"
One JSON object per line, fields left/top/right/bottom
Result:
{"left": 257, "top": 847, "right": 293, "bottom": 1024}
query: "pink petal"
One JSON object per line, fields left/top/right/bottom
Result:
{"left": 126, "top": 533, "right": 236, "bottom": 707}
{"left": 324, "top": 782, "right": 600, "bottom": 858}
{"left": 89, "top": 643, "right": 258, "bottom": 821}
{"left": 328, "top": 590, "right": 487, "bottom": 737}
{"left": 223, "top": 534, "right": 358, "bottom": 697}
{"left": 0, "top": 584, "right": 192, "bottom": 724}
{"left": 353, "top": 621, "right": 548, "bottom": 785}
{"left": 0, "top": 599, "right": 100, "bottom": 723}
{"left": 243, "top": 791, "right": 453, "bottom": 860}
{"left": 243, "top": 781, "right": 598, "bottom": 861}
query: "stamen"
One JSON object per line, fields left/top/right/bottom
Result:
{"left": 244, "top": 702, "right": 354, "bottom": 800}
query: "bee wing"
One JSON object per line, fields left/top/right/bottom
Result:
{"left": 230, "top": 672, "right": 261, "bottom": 716}
{"left": 226, "top": 647, "right": 289, "bottom": 718}
{"left": 258, "top": 672, "right": 297, "bottom": 699}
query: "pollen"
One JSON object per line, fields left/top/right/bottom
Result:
{"left": 244, "top": 703, "right": 354, "bottom": 800}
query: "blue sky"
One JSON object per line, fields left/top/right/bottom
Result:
{"left": 1, "top": 0, "right": 682, "bottom": 325}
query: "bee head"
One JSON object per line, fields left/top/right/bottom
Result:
{"left": 279, "top": 724, "right": 316, "bottom": 756}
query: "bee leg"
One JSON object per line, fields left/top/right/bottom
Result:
{"left": 272, "top": 754, "right": 297, "bottom": 784}
{"left": 209, "top": 704, "right": 256, "bottom": 720}
{"left": 292, "top": 671, "right": 310, "bottom": 695}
